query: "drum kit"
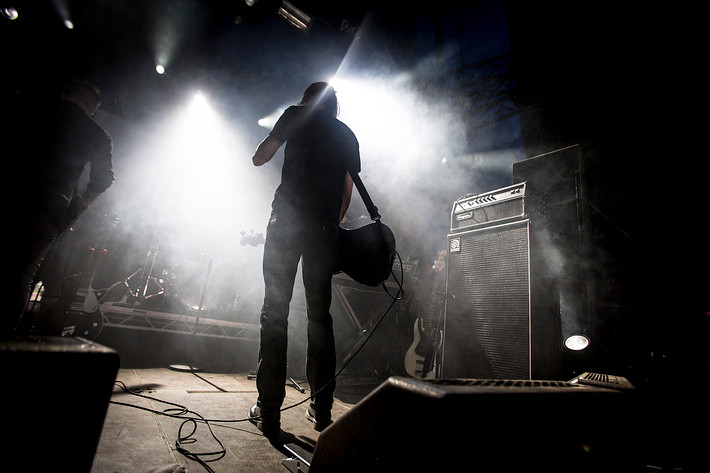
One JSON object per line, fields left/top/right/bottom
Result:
{"left": 97, "top": 222, "right": 265, "bottom": 321}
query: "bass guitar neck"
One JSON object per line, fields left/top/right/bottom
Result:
{"left": 404, "top": 250, "right": 447, "bottom": 379}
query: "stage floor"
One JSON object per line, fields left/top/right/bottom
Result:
{"left": 91, "top": 368, "right": 370, "bottom": 473}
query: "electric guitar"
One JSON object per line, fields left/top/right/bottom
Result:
{"left": 404, "top": 250, "right": 446, "bottom": 379}
{"left": 46, "top": 214, "right": 118, "bottom": 339}
{"left": 239, "top": 221, "right": 395, "bottom": 288}
{"left": 336, "top": 170, "right": 396, "bottom": 287}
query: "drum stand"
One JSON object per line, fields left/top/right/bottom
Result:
{"left": 129, "top": 228, "right": 168, "bottom": 303}
{"left": 102, "top": 224, "right": 172, "bottom": 307}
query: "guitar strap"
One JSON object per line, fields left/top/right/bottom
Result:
{"left": 336, "top": 169, "right": 397, "bottom": 287}
{"left": 350, "top": 171, "right": 381, "bottom": 221}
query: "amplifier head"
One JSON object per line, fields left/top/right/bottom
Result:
{"left": 450, "top": 182, "right": 526, "bottom": 232}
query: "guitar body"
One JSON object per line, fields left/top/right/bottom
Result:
{"left": 404, "top": 318, "right": 441, "bottom": 379}
{"left": 404, "top": 317, "right": 443, "bottom": 379}
{"left": 404, "top": 318, "right": 424, "bottom": 377}
{"left": 336, "top": 221, "right": 396, "bottom": 287}
{"left": 39, "top": 276, "right": 103, "bottom": 339}
{"left": 56, "top": 284, "right": 103, "bottom": 339}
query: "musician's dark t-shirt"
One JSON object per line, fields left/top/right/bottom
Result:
{"left": 269, "top": 105, "right": 361, "bottom": 224}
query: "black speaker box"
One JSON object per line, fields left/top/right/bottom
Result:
{"left": 443, "top": 219, "right": 562, "bottom": 379}
{"left": 287, "top": 274, "right": 405, "bottom": 379}
{"left": 309, "top": 376, "right": 641, "bottom": 472}
{"left": 513, "top": 145, "right": 596, "bottom": 374}
{"left": 1, "top": 336, "right": 119, "bottom": 472}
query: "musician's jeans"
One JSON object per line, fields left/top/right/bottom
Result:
{"left": 10, "top": 192, "right": 67, "bottom": 335}
{"left": 256, "top": 212, "right": 338, "bottom": 416}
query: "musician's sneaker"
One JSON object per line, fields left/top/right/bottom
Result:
{"left": 249, "top": 403, "right": 280, "bottom": 439}
{"left": 305, "top": 406, "right": 332, "bottom": 432}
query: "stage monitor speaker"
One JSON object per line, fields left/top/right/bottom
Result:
{"left": 309, "top": 376, "right": 641, "bottom": 472}
{"left": 1, "top": 336, "right": 120, "bottom": 473}
{"left": 288, "top": 273, "right": 406, "bottom": 379}
{"left": 330, "top": 274, "right": 406, "bottom": 376}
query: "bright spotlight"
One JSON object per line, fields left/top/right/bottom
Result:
{"left": 155, "top": 64, "right": 165, "bottom": 75}
{"left": 189, "top": 91, "right": 212, "bottom": 118}
{"left": 64, "top": 19, "right": 74, "bottom": 29}
{"left": 144, "top": 89, "right": 269, "bottom": 255}
{"left": 278, "top": 0, "right": 312, "bottom": 33}
{"left": 564, "top": 335, "right": 590, "bottom": 351}
{"left": 257, "top": 108, "right": 285, "bottom": 130}
{"left": 2, "top": 7, "right": 19, "bottom": 20}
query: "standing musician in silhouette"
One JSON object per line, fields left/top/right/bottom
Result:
{"left": 6, "top": 79, "right": 114, "bottom": 337}
{"left": 248, "top": 82, "right": 361, "bottom": 438}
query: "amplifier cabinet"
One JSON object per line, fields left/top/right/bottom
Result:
{"left": 442, "top": 216, "right": 563, "bottom": 380}
{"left": 443, "top": 219, "right": 533, "bottom": 379}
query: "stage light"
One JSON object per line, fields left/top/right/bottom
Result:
{"left": 278, "top": 0, "right": 312, "bottom": 33}
{"left": 155, "top": 64, "right": 165, "bottom": 75}
{"left": 2, "top": 7, "right": 19, "bottom": 20}
{"left": 257, "top": 108, "right": 285, "bottom": 130}
{"left": 188, "top": 91, "right": 212, "bottom": 119}
{"left": 564, "top": 334, "right": 590, "bottom": 351}
{"left": 148, "top": 89, "right": 266, "bottom": 236}
{"left": 50, "top": 0, "right": 73, "bottom": 29}
{"left": 328, "top": 75, "right": 431, "bottom": 167}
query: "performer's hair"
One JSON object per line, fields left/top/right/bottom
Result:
{"left": 63, "top": 79, "right": 101, "bottom": 106}
{"left": 301, "top": 82, "right": 338, "bottom": 117}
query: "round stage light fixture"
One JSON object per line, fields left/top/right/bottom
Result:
{"left": 564, "top": 334, "right": 590, "bottom": 351}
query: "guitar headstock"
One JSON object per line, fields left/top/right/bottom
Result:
{"left": 240, "top": 230, "right": 265, "bottom": 247}
{"left": 432, "top": 249, "right": 447, "bottom": 273}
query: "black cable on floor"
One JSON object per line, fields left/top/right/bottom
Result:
{"left": 111, "top": 381, "right": 227, "bottom": 472}
{"left": 109, "top": 255, "right": 405, "bottom": 471}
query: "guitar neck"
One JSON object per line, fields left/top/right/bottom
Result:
{"left": 77, "top": 251, "right": 103, "bottom": 290}
{"left": 422, "top": 277, "right": 445, "bottom": 335}
{"left": 75, "top": 214, "right": 117, "bottom": 293}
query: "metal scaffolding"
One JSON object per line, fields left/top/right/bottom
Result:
{"left": 100, "top": 302, "right": 259, "bottom": 341}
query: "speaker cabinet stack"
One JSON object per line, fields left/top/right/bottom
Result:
{"left": 513, "top": 145, "right": 595, "bottom": 376}
{"left": 444, "top": 218, "right": 534, "bottom": 379}
{"left": 444, "top": 183, "right": 560, "bottom": 379}
{"left": 443, "top": 145, "right": 591, "bottom": 380}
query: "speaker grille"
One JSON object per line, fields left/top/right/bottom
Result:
{"left": 444, "top": 220, "right": 531, "bottom": 379}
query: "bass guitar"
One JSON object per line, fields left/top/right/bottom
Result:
{"left": 404, "top": 250, "right": 446, "bottom": 379}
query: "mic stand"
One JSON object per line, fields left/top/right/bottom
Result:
{"left": 169, "top": 259, "right": 213, "bottom": 373}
